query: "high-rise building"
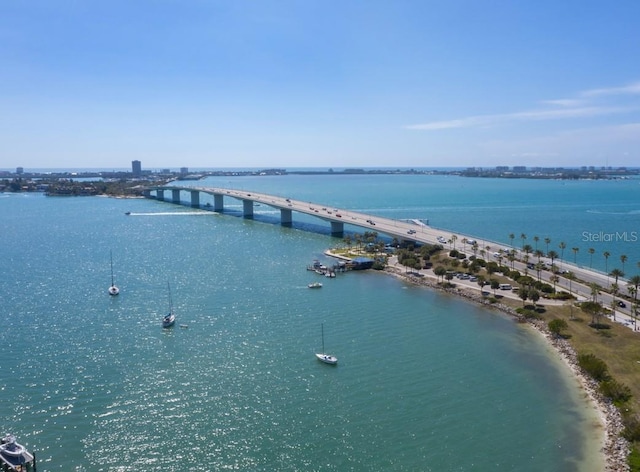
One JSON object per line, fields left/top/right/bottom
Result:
{"left": 132, "top": 160, "right": 142, "bottom": 177}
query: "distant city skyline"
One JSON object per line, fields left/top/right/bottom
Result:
{"left": 2, "top": 2, "right": 640, "bottom": 169}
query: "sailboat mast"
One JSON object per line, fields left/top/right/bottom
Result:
{"left": 168, "top": 281, "right": 173, "bottom": 315}
{"left": 321, "top": 323, "right": 325, "bottom": 353}
{"left": 110, "top": 250, "right": 115, "bottom": 285}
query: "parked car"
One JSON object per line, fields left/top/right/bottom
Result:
{"left": 618, "top": 301, "right": 627, "bottom": 308}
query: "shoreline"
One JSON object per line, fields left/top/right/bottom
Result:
{"left": 326, "top": 250, "right": 629, "bottom": 471}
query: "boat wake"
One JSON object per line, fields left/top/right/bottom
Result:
{"left": 126, "top": 211, "right": 217, "bottom": 216}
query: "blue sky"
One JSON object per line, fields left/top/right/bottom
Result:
{"left": 2, "top": 1, "right": 640, "bottom": 170}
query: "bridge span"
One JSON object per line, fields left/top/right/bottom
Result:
{"left": 144, "top": 185, "right": 440, "bottom": 244}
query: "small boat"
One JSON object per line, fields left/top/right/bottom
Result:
{"left": 125, "top": 211, "right": 131, "bottom": 215}
{"left": 315, "top": 323, "right": 337, "bottom": 365}
{"left": 308, "top": 282, "right": 323, "bottom": 289}
{"left": 0, "top": 434, "right": 36, "bottom": 472}
{"left": 108, "top": 250, "right": 119, "bottom": 296}
{"left": 162, "top": 281, "right": 176, "bottom": 328}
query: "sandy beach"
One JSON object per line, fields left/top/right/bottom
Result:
{"left": 327, "top": 250, "right": 630, "bottom": 471}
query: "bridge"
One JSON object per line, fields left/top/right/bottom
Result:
{"left": 144, "top": 185, "right": 435, "bottom": 243}
{"left": 143, "top": 186, "right": 640, "bottom": 328}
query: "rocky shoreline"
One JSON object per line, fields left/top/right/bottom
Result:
{"left": 382, "top": 264, "right": 630, "bottom": 471}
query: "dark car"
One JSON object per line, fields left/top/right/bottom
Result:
{"left": 618, "top": 301, "right": 626, "bottom": 308}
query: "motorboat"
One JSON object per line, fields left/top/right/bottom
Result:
{"left": 0, "top": 434, "right": 36, "bottom": 471}
{"left": 308, "top": 282, "right": 323, "bottom": 289}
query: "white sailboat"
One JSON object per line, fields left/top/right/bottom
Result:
{"left": 162, "top": 281, "right": 176, "bottom": 328}
{"left": 315, "top": 323, "right": 337, "bottom": 365}
{"left": 108, "top": 250, "right": 120, "bottom": 296}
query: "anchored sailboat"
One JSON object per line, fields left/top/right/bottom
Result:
{"left": 315, "top": 323, "right": 337, "bottom": 365}
{"left": 108, "top": 250, "right": 119, "bottom": 296}
{"left": 162, "top": 281, "right": 176, "bottom": 328}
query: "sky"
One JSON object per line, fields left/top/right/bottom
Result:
{"left": 2, "top": 1, "right": 640, "bottom": 170}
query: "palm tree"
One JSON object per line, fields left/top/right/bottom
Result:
{"left": 354, "top": 233, "right": 362, "bottom": 251}
{"left": 610, "top": 283, "right": 619, "bottom": 321}
{"left": 509, "top": 233, "right": 515, "bottom": 249}
{"left": 507, "top": 251, "right": 516, "bottom": 270}
{"left": 572, "top": 247, "right": 579, "bottom": 264}
{"left": 344, "top": 234, "right": 353, "bottom": 251}
{"left": 603, "top": 251, "right": 610, "bottom": 274}
{"left": 548, "top": 250, "right": 559, "bottom": 269}
{"left": 434, "top": 266, "right": 447, "bottom": 283}
{"left": 544, "top": 237, "right": 551, "bottom": 255}
{"left": 620, "top": 254, "right": 627, "bottom": 273}
{"left": 518, "top": 286, "right": 529, "bottom": 306}
{"left": 520, "top": 233, "right": 527, "bottom": 250}
{"left": 610, "top": 268, "right": 624, "bottom": 285}
{"left": 565, "top": 271, "right": 575, "bottom": 296}
{"left": 533, "top": 235, "right": 539, "bottom": 251}
{"left": 550, "top": 274, "right": 559, "bottom": 292}
{"left": 558, "top": 242, "right": 566, "bottom": 266}
{"left": 535, "top": 262, "right": 544, "bottom": 281}
{"left": 535, "top": 249, "right": 544, "bottom": 262}
{"left": 589, "top": 282, "right": 601, "bottom": 303}
{"left": 588, "top": 248, "right": 595, "bottom": 268}
{"left": 628, "top": 275, "right": 640, "bottom": 302}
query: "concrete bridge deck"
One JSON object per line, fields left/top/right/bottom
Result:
{"left": 145, "top": 185, "right": 440, "bottom": 243}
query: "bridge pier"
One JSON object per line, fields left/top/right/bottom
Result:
{"left": 157, "top": 189, "right": 165, "bottom": 200}
{"left": 172, "top": 189, "right": 181, "bottom": 203}
{"left": 190, "top": 190, "right": 200, "bottom": 207}
{"left": 242, "top": 200, "right": 254, "bottom": 218}
{"left": 214, "top": 194, "right": 224, "bottom": 212}
{"left": 280, "top": 208, "right": 292, "bottom": 226}
{"left": 330, "top": 221, "right": 344, "bottom": 237}
{"left": 143, "top": 189, "right": 151, "bottom": 198}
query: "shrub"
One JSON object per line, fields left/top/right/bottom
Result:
{"left": 599, "top": 379, "right": 632, "bottom": 404}
{"left": 622, "top": 414, "right": 640, "bottom": 442}
{"left": 577, "top": 353, "right": 610, "bottom": 382}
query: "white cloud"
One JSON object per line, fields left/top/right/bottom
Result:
{"left": 541, "top": 99, "right": 584, "bottom": 107}
{"left": 407, "top": 80, "right": 640, "bottom": 132}
{"left": 580, "top": 81, "right": 640, "bottom": 97}
{"left": 406, "top": 106, "right": 629, "bottom": 130}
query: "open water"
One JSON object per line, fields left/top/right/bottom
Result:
{"left": 3, "top": 173, "right": 639, "bottom": 471}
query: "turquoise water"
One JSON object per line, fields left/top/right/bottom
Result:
{"left": 3, "top": 173, "right": 635, "bottom": 471}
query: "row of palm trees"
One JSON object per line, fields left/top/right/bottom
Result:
{"left": 507, "top": 232, "right": 640, "bottom": 310}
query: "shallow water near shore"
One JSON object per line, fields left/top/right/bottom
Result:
{"left": 3, "top": 173, "right": 632, "bottom": 471}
